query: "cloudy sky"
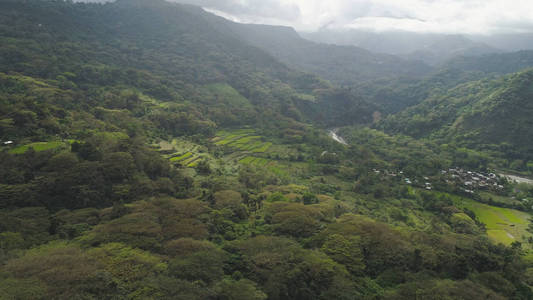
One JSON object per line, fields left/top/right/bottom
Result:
{"left": 169, "top": 0, "right": 533, "bottom": 34}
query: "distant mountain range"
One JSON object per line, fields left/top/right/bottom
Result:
{"left": 302, "top": 30, "right": 533, "bottom": 66}
{"left": 218, "top": 23, "right": 433, "bottom": 84}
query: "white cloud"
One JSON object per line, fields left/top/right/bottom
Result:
{"left": 172, "top": 0, "right": 533, "bottom": 34}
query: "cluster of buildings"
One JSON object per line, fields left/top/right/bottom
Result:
{"left": 404, "top": 176, "right": 432, "bottom": 190}
{"left": 371, "top": 167, "right": 507, "bottom": 194}
{"left": 442, "top": 168, "right": 504, "bottom": 193}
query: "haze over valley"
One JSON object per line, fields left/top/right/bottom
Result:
{"left": 2, "top": 0, "right": 533, "bottom": 299}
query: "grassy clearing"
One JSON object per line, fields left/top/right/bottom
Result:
{"left": 455, "top": 198, "right": 531, "bottom": 246}
{"left": 487, "top": 230, "right": 515, "bottom": 245}
{"left": 204, "top": 83, "right": 252, "bottom": 108}
{"left": 9, "top": 141, "right": 65, "bottom": 154}
{"left": 495, "top": 206, "right": 526, "bottom": 224}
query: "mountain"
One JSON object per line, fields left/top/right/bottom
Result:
{"left": 0, "top": 0, "right": 382, "bottom": 134}
{"left": 404, "top": 35, "right": 500, "bottom": 66}
{"left": 1, "top": 1, "right": 532, "bottom": 299}
{"left": 303, "top": 29, "right": 500, "bottom": 65}
{"left": 443, "top": 50, "right": 533, "bottom": 75}
{"left": 381, "top": 69, "right": 533, "bottom": 163}
{"left": 219, "top": 23, "right": 433, "bottom": 84}
{"left": 351, "top": 68, "right": 490, "bottom": 113}
{"left": 470, "top": 33, "right": 533, "bottom": 52}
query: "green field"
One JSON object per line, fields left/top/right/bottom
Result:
{"left": 9, "top": 141, "right": 65, "bottom": 154}
{"left": 487, "top": 230, "right": 515, "bottom": 245}
{"left": 456, "top": 198, "right": 531, "bottom": 246}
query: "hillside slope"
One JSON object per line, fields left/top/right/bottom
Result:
{"left": 444, "top": 50, "right": 533, "bottom": 74}
{"left": 353, "top": 50, "right": 533, "bottom": 114}
{"left": 382, "top": 69, "right": 533, "bottom": 162}
{"left": 0, "top": 1, "right": 532, "bottom": 299}
{"left": 0, "top": 0, "right": 380, "bottom": 135}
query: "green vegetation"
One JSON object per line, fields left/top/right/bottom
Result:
{"left": 8, "top": 141, "right": 66, "bottom": 154}
{"left": 214, "top": 130, "right": 271, "bottom": 153}
{"left": 1, "top": 0, "right": 533, "bottom": 299}
{"left": 170, "top": 152, "right": 192, "bottom": 162}
{"left": 381, "top": 69, "right": 533, "bottom": 171}
{"left": 456, "top": 198, "right": 531, "bottom": 246}
{"left": 204, "top": 83, "right": 252, "bottom": 108}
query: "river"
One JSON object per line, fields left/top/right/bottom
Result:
{"left": 328, "top": 128, "right": 348, "bottom": 145}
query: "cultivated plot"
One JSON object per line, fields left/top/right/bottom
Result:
{"left": 456, "top": 198, "right": 532, "bottom": 246}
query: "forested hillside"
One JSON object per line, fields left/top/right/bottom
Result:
{"left": 1, "top": 0, "right": 533, "bottom": 299}
{"left": 351, "top": 68, "right": 490, "bottom": 113}
{"left": 445, "top": 51, "right": 533, "bottom": 75}
{"left": 381, "top": 69, "right": 533, "bottom": 168}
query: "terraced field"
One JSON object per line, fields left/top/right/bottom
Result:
{"left": 212, "top": 129, "right": 272, "bottom": 153}
{"left": 455, "top": 198, "right": 532, "bottom": 246}
{"left": 158, "top": 139, "right": 208, "bottom": 168}
{"left": 212, "top": 129, "right": 299, "bottom": 178}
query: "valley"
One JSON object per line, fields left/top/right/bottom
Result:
{"left": 1, "top": 0, "right": 533, "bottom": 299}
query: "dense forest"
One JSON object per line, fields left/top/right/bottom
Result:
{"left": 381, "top": 69, "right": 533, "bottom": 168}
{"left": 1, "top": 0, "right": 533, "bottom": 299}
